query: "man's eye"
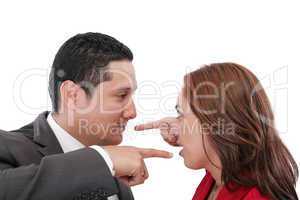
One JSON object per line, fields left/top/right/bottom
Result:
{"left": 118, "top": 93, "right": 128, "bottom": 98}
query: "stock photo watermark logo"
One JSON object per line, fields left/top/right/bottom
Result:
{"left": 251, "top": 66, "right": 288, "bottom": 134}
{"left": 12, "top": 65, "right": 288, "bottom": 137}
{"left": 183, "top": 66, "right": 288, "bottom": 135}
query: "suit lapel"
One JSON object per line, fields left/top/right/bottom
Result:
{"left": 33, "top": 111, "right": 64, "bottom": 156}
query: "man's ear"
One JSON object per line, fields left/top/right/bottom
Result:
{"left": 59, "top": 80, "right": 85, "bottom": 111}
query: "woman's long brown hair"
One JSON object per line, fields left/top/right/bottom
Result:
{"left": 183, "top": 63, "right": 298, "bottom": 200}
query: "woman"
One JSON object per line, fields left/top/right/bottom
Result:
{"left": 135, "top": 63, "right": 298, "bottom": 200}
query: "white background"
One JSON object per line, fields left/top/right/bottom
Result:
{"left": 0, "top": 0, "right": 299, "bottom": 199}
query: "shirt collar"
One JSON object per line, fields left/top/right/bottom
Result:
{"left": 193, "top": 171, "right": 265, "bottom": 200}
{"left": 47, "top": 112, "right": 85, "bottom": 153}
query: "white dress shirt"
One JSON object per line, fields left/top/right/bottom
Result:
{"left": 47, "top": 113, "right": 120, "bottom": 200}
{"left": 46, "top": 113, "right": 115, "bottom": 175}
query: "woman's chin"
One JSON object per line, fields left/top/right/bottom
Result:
{"left": 183, "top": 158, "right": 202, "bottom": 170}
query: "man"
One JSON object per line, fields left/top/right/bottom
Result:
{"left": 0, "top": 33, "right": 172, "bottom": 200}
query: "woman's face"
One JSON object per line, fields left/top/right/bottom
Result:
{"left": 176, "top": 89, "right": 220, "bottom": 170}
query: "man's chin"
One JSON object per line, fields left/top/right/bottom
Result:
{"left": 99, "top": 134, "right": 123, "bottom": 146}
{"left": 109, "top": 136, "right": 123, "bottom": 145}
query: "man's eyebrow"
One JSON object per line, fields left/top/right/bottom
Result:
{"left": 114, "top": 86, "right": 137, "bottom": 92}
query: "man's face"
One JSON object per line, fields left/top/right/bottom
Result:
{"left": 75, "top": 60, "right": 137, "bottom": 145}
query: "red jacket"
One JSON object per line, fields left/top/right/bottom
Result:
{"left": 192, "top": 172, "right": 269, "bottom": 200}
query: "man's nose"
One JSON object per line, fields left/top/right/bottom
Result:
{"left": 123, "top": 98, "right": 137, "bottom": 119}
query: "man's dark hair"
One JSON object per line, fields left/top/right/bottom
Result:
{"left": 48, "top": 32, "right": 133, "bottom": 112}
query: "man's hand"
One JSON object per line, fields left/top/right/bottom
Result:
{"left": 102, "top": 146, "right": 173, "bottom": 186}
{"left": 135, "top": 117, "right": 180, "bottom": 146}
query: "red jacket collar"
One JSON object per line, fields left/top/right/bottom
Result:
{"left": 192, "top": 171, "right": 268, "bottom": 200}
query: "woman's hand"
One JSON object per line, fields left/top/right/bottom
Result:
{"left": 135, "top": 117, "right": 181, "bottom": 146}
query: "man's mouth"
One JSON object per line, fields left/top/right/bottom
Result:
{"left": 119, "top": 122, "right": 127, "bottom": 129}
{"left": 118, "top": 125, "right": 126, "bottom": 132}
{"left": 111, "top": 123, "right": 127, "bottom": 134}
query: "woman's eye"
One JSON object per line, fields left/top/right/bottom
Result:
{"left": 175, "top": 105, "right": 183, "bottom": 116}
{"left": 176, "top": 114, "right": 183, "bottom": 120}
{"left": 176, "top": 108, "right": 183, "bottom": 116}
{"left": 176, "top": 110, "right": 183, "bottom": 118}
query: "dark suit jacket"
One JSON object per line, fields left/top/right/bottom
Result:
{"left": 0, "top": 111, "right": 134, "bottom": 200}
